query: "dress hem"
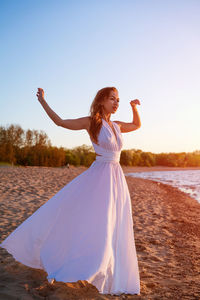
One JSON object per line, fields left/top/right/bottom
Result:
{"left": 1, "top": 243, "right": 140, "bottom": 296}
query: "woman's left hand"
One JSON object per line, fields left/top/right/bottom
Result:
{"left": 130, "top": 99, "right": 141, "bottom": 108}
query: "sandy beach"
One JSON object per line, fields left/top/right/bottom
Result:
{"left": 0, "top": 165, "right": 200, "bottom": 299}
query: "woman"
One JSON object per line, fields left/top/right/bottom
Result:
{"left": 0, "top": 86, "right": 141, "bottom": 296}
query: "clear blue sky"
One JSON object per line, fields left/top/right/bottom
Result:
{"left": 1, "top": 0, "right": 200, "bottom": 153}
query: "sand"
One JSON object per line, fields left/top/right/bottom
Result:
{"left": 0, "top": 165, "right": 200, "bottom": 299}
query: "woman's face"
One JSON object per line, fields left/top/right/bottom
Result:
{"left": 102, "top": 90, "right": 120, "bottom": 114}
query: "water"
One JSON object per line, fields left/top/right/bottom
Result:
{"left": 125, "top": 170, "right": 200, "bottom": 203}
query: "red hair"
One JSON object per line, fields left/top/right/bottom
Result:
{"left": 88, "top": 87, "right": 118, "bottom": 145}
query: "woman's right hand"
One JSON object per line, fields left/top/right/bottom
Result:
{"left": 36, "top": 88, "right": 45, "bottom": 103}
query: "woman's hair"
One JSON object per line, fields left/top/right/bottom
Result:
{"left": 88, "top": 86, "right": 118, "bottom": 145}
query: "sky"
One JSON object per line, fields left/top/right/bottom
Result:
{"left": 0, "top": 0, "right": 200, "bottom": 154}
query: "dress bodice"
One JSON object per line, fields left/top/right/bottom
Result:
{"left": 90, "top": 119, "right": 123, "bottom": 163}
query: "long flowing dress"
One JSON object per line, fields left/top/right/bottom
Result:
{"left": 0, "top": 118, "right": 140, "bottom": 295}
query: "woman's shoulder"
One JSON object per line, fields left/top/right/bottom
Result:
{"left": 112, "top": 120, "right": 122, "bottom": 129}
{"left": 84, "top": 116, "right": 91, "bottom": 132}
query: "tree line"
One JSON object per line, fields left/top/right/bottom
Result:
{"left": 0, "top": 124, "right": 200, "bottom": 167}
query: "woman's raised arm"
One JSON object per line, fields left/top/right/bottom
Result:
{"left": 114, "top": 99, "right": 141, "bottom": 133}
{"left": 36, "top": 88, "right": 90, "bottom": 130}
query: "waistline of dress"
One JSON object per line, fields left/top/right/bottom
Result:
{"left": 95, "top": 151, "right": 120, "bottom": 163}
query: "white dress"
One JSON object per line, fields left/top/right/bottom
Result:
{"left": 0, "top": 118, "right": 140, "bottom": 295}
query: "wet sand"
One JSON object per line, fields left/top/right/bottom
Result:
{"left": 0, "top": 165, "right": 200, "bottom": 299}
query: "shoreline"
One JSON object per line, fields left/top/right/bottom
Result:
{"left": 122, "top": 165, "right": 200, "bottom": 204}
{"left": 0, "top": 166, "right": 200, "bottom": 299}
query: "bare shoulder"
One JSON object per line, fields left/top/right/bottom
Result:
{"left": 113, "top": 120, "right": 122, "bottom": 129}
{"left": 75, "top": 116, "right": 91, "bottom": 130}
{"left": 113, "top": 121, "right": 122, "bottom": 130}
{"left": 113, "top": 120, "right": 141, "bottom": 133}
{"left": 83, "top": 116, "right": 91, "bottom": 131}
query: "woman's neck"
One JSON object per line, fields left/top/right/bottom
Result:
{"left": 102, "top": 113, "right": 111, "bottom": 123}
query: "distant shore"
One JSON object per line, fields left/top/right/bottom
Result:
{"left": 122, "top": 165, "right": 200, "bottom": 173}
{"left": 0, "top": 166, "right": 200, "bottom": 299}
{"left": 1, "top": 163, "right": 200, "bottom": 173}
